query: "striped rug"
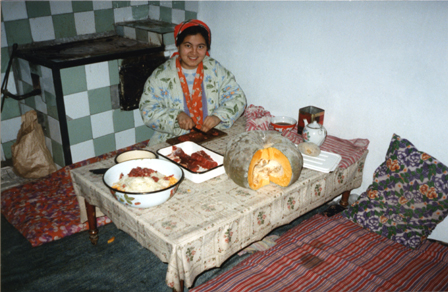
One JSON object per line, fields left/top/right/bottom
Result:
{"left": 192, "top": 214, "right": 448, "bottom": 292}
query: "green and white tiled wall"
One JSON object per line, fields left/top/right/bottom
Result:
{"left": 10, "top": 54, "right": 157, "bottom": 167}
{"left": 1, "top": 1, "right": 198, "bottom": 166}
{"left": 61, "top": 59, "right": 156, "bottom": 165}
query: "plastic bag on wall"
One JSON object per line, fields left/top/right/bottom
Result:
{"left": 12, "top": 110, "right": 57, "bottom": 178}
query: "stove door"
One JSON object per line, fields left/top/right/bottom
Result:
{"left": 119, "top": 52, "right": 168, "bottom": 111}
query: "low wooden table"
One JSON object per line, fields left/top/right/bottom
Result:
{"left": 71, "top": 118, "right": 368, "bottom": 292}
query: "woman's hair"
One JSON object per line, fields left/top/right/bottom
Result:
{"left": 176, "top": 26, "right": 211, "bottom": 50}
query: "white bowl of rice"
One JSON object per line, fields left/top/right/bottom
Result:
{"left": 103, "top": 159, "right": 184, "bottom": 208}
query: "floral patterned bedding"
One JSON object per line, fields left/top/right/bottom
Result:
{"left": 1, "top": 141, "right": 148, "bottom": 247}
{"left": 343, "top": 134, "right": 448, "bottom": 249}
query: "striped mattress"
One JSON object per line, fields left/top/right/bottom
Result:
{"left": 191, "top": 214, "right": 448, "bottom": 292}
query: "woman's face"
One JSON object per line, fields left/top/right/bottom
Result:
{"left": 177, "top": 33, "right": 208, "bottom": 69}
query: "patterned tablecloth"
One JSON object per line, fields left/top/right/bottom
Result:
{"left": 71, "top": 117, "right": 368, "bottom": 291}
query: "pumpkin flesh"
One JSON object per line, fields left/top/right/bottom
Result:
{"left": 248, "top": 147, "right": 292, "bottom": 190}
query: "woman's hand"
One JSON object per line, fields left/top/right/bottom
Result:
{"left": 177, "top": 112, "right": 195, "bottom": 130}
{"left": 201, "top": 115, "right": 221, "bottom": 132}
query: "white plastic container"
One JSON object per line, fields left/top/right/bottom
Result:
{"left": 157, "top": 141, "right": 225, "bottom": 183}
{"left": 301, "top": 150, "right": 342, "bottom": 173}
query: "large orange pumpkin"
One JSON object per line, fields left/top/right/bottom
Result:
{"left": 224, "top": 131, "right": 303, "bottom": 190}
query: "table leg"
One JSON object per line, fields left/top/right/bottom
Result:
{"left": 172, "top": 280, "right": 184, "bottom": 292}
{"left": 339, "top": 190, "right": 350, "bottom": 208}
{"left": 85, "top": 200, "right": 99, "bottom": 245}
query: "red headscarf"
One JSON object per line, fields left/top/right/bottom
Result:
{"left": 174, "top": 19, "right": 211, "bottom": 48}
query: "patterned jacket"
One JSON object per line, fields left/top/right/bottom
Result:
{"left": 139, "top": 55, "right": 247, "bottom": 146}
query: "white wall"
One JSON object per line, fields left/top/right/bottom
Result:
{"left": 198, "top": 1, "right": 448, "bottom": 241}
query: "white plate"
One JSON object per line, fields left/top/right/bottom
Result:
{"left": 157, "top": 141, "right": 225, "bottom": 183}
{"left": 301, "top": 150, "right": 342, "bottom": 173}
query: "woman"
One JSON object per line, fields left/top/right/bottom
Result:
{"left": 139, "top": 19, "right": 247, "bottom": 146}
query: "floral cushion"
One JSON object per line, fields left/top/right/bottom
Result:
{"left": 1, "top": 140, "right": 149, "bottom": 247}
{"left": 342, "top": 134, "right": 448, "bottom": 249}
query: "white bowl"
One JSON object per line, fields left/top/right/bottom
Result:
{"left": 103, "top": 159, "right": 184, "bottom": 208}
{"left": 115, "top": 149, "right": 157, "bottom": 163}
{"left": 157, "top": 141, "right": 225, "bottom": 183}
